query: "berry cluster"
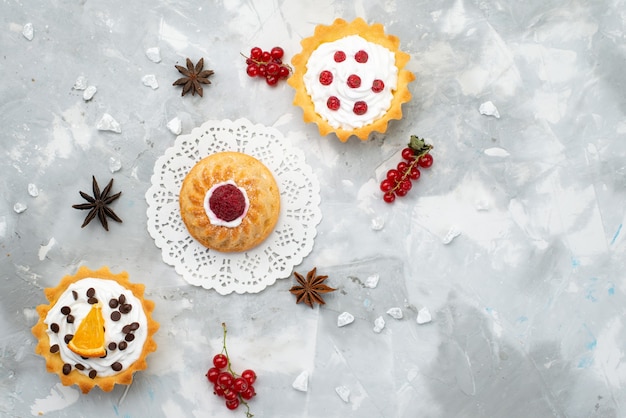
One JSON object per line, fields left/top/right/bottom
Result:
{"left": 243, "top": 46, "right": 291, "bottom": 86}
{"left": 206, "top": 323, "right": 256, "bottom": 417}
{"left": 380, "top": 135, "right": 434, "bottom": 203}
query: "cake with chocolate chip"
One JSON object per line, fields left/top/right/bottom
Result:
{"left": 288, "top": 17, "right": 415, "bottom": 142}
{"left": 179, "top": 151, "right": 281, "bottom": 252}
{"left": 31, "top": 266, "right": 159, "bottom": 393}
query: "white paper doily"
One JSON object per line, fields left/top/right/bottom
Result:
{"left": 145, "top": 118, "right": 322, "bottom": 294}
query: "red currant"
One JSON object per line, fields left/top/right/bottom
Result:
{"left": 380, "top": 179, "right": 393, "bottom": 192}
{"left": 250, "top": 47, "right": 262, "bottom": 60}
{"left": 401, "top": 147, "right": 415, "bottom": 161}
{"left": 218, "top": 372, "right": 234, "bottom": 388}
{"left": 383, "top": 192, "right": 396, "bottom": 203}
{"left": 397, "top": 161, "right": 409, "bottom": 173}
{"left": 278, "top": 66, "right": 290, "bottom": 78}
{"left": 400, "top": 179, "right": 412, "bottom": 191}
{"left": 241, "top": 369, "right": 257, "bottom": 385}
{"left": 266, "top": 62, "right": 280, "bottom": 76}
{"left": 355, "top": 50, "right": 368, "bottom": 63}
{"left": 387, "top": 169, "right": 400, "bottom": 182}
{"left": 213, "top": 354, "right": 228, "bottom": 370}
{"left": 418, "top": 153, "right": 433, "bottom": 168}
{"left": 353, "top": 101, "right": 368, "bottom": 115}
{"left": 257, "top": 64, "right": 267, "bottom": 76}
{"left": 270, "top": 46, "right": 284, "bottom": 60}
{"left": 372, "top": 79, "right": 384, "bottom": 93}
{"left": 396, "top": 188, "right": 408, "bottom": 197}
{"left": 327, "top": 96, "right": 340, "bottom": 110}
{"left": 261, "top": 51, "right": 271, "bottom": 62}
{"left": 214, "top": 383, "right": 225, "bottom": 397}
{"left": 266, "top": 75, "right": 279, "bottom": 85}
{"left": 347, "top": 74, "right": 361, "bottom": 88}
{"left": 246, "top": 64, "right": 258, "bottom": 77}
{"left": 334, "top": 51, "right": 346, "bottom": 62}
{"left": 241, "top": 385, "right": 256, "bottom": 400}
{"left": 233, "top": 377, "right": 248, "bottom": 393}
{"left": 226, "top": 398, "right": 240, "bottom": 410}
{"left": 206, "top": 367, "right": 220, "bottom": 383}
{"left": 319, "top": 70, "right": 333, "bottom": 85}
{"left": 224, "top": 389, "right": 238, "bottom": 402}
{"left": 409, "top": 167, "right": 420, "bottom": 180}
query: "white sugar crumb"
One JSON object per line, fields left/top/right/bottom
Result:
{"left": 364, "top": 274, "right": 379, "bottom": 288}
{"left": 479, "top": 101, "right": 500, "bottom": 118}
{"left": 28, "top": 183, "right": 39, "bottom": 197}
{"left": 145, "top": 47, "right": 162, "bottom": 63}
{"left": 484, "top": 147, "right": 510, "bottom": 157}
{"left": 337, "top": 312, "right": 354, "bottom": 327}
{"left": 14, "top": 202, "right": 27, "bottom": 213}
{"left": 371, "top": 216, "right": 384, "bottom": 230}
{"left": 386, "top": 307, "right": 403, "bottom": 319}
{"left": 82, "top": 85, "right": 97, "bottom": 101}
{"left": 373, "top": 316, "right": 385, "bottom": 333}
{"left": 38, "top": 238, "right": 56, "bottom": 261}
{"left": 73, "top": 76, "right": 87, "bottom": 90}
{"left": 417, "top": 307, "right": 432, "bottom": 324}
{"left": 142, "top": 74, "right": 159, "bottom": 89}
{"left": 167, "top": 117, "right": 182, "bottom": 135}
{"left": 475, "top": 198, "right": 490, "bottom": 211}
{"left": 109, "top": 157, "right": 122, "bottom": 173}
{"left": 96, "top": 113, "right": 121, "bottom": 133}
{"left": 22, "top": 23, "right": 34, "bottom": 40}
{"left": 442, "top": 226, "right": 461, "bottom": 244}
{"left": 292, "top": 370, "right": 309, "bottom": 392}
{"left": 335, "top": 385, "right": 350, "bottom": 403}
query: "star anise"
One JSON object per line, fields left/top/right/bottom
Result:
{"left": 173, "top": 58, "right": 214, "bottom": 97}
{"left": 72, "top": 176, "right": 122, "bottom": 231}
{"left": 289, "top": 267, "right": 336, "bottom": 308}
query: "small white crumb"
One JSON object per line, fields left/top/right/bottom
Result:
{"left": 386, "top": 307, "right": 403, "bottom": 319}
{"left": 373, "top": 316, "right": 385, "bottom": 333}
{"left": 337, "top": 312, "right": 355, "bottom": 327}
{"left": 22, "top": 23, "right": 34, "bottom": 41}
{"left": 416, "top": 307, "right": 432, "bottom": 324}
{"left": 109, "top": 157, "right": 122, "bottom": 173}
{"left": 364, "top": 274, "right": 379, "bottom": 289}
{"left": 73, "top": 75, "right": 87, "bottom": 90}
{"left": 371, "top": 217, "right": 384, "bottom": 231}
{"left": 145, "top": 47, "right": 162, "bottom": 63}
{"left": 141, "top": 74, "right": 159, "bottom": 89}
{"left": 442, "top": 226, "right": 461, "bottom": 245}
{"left": 38, "top": 238, "right": 56, "bottom": 261}
{"left": 27, "top": 183, "right": 39, "bottom": 197}
{"left": 479, "top": 101, "right": 500, "bottom": 118}
{"left": 166, "top": 117, "right": 182, "bottom": 135}
{"left": 484, "top": 147, "right": 510, "bottom": 157}
{"left": 292, "top": 370, "right": 309, "bottom": 392}
{"left": 83, "top": 85, "right": 97, "bottom": 101}
{"left": 96, "top": 113, "right": 121, "bottom": 133}
{"left": 475, "top": 199, "right": 490, "bottom": 211}
{"left": 13, "top": 203, "right": 27, "bottom": 213}
{"left": 335, "top": 385, "right": 350, "bottom": 403}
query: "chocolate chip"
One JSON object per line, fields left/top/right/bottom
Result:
{"left": 60, "top": 306, "right": 71, "bottom": 315}
{"left": 50, "top": 344, "right": 59, "bottom": 353}
{"left": 129, "top": 322, "right": 140, "bottom": 331}
{"left": 118, "top": 294, "right": 126, "bottom": 304}
{"left": 89, "top": 370, "right": 97, "bottom": 379}
{"left": 64, "top": 334, "right": 73, "bottom": 344}
{"left": 72, "top": 290, "right": 78, "bottom": 300}
{"left": 75, "top": 363, "right": 85, "bottom": 371}
{"left": 87, "top": 297, "right": 98, "bottom": 305}
{"left": 62, "top": 364, "right": 71, "bottom": 375}
{"left": 122, "top": 325, "right": 131, "bottom": 334}
{"left": 86, "top": 288, "right": 95, "bottom": 297}
{"left": 108, "top": 342, "right": 117, "bottom": 351}
{"left": 125, "top": 333, "right": 135, "bottom": 342}
{"left": 119, "top": 304, "right": 132, "bottom": 314}
{"left": 118, "top": 341, "right": 127, "bottom": 351}
{"left": 111, "top": 362, "right": 122, "bottom": 372}
{"left": 110, "top": 311, "right": 121, "bottom": 321}
{"left": 109, "top": 298, "right": 119, "bottom": 309}
{"left": 50, "top": 323, "right": 59, "bottom": 333}
{"left": 66, "top": 314, "right": 75, "bottom": 324}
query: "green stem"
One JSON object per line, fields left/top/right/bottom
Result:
{"left": 220, "top": 323, "right": 254, "bottom": 417}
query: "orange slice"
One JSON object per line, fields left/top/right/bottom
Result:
{"left": 68, "top": 304, "right": 106, "bottom": 358}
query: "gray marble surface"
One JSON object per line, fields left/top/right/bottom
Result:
{"left": 2, "top": 0, "right": 626, "bottom": 417}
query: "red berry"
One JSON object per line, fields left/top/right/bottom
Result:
{"left": 233, "top": 377, "right": 248, "bottom": 393}
{"left": 278, "top": 66, "right": 290, "bottom": 78}
{"left": 383, "top": 192, "right": 396, "bottom": 203}
{"left": 334, "top": 51, "right": 346, "bottom": 62}
{"left": 241, "top": 385, "right": 256, "bottom": 400}
{"left": 409, "top": 167, "right": 421, "bottom": 180}
{"left": 396, "top": 188, "right": 408, "bottom": 197}
{"left": 347, "top": 74, "right": 361, "bottom": 88}
{"left": 241, "top": 369, "right": 257, "bottom": 385}
{"left": 397, "top": 161, "right": 409, "bottom": 173}
{"left": 218, "top": 372, "right": 234, "bottom": 388}
{"left": 386, "top": 169, "right": 400, "bottom": 182}
{"left": 401, "top": 147, "right": 415, "bottom": 161}
{"left": 271, "top": 46, "right": 284, "bottom": 60}
{"left": 257, "top": 64, "right": 267, "bottom": 76}
{"left": 214, "top": 383, "right": 225, "bottom": 397}
{"left": 372, "top": 79, "right": 385, "bottom": 93}
{"left": 266, "top": 75, "right": 279, "bottom": 85}
{"left": 261, "top": 51, "right": 271, "bottom": 62}
{"left": 353, "top": 101, "right": 368, "bottom": 115}
{"left": 224, "top": 389, "right": 238, "bottom": 402}
{"left": 206, "top": 367, "right": 220, "bottom": 383}
{"left": 250, "top": 47, "right": 262, "bottom": 60}
{"left": 226, "top": 398, "right": 240, "bottom": 410}
{"left": 266, "top": 63, "right": 280, "bottom": 76}
{"left": 327, "top": 96, "right": 340, "bottom": 110}
{"left": 380, "top": 179, "right": 393, "bottom": 192}
{"left": 246, "top": 64, "right": 258, "bottom": 77}
{"left": 418, "top": 153, "right": 433, "bottom": 168}
{"left": 400, "top": 179, "right": 412, "bottom": 191}
{"left": 319, "top": 70, "right": 333, "bottom": 85}
{"left": 213, "top": 354, "right": 228, "bottom": 370}
{"left": 355, "top": 50, "right": 368, "bottom": 63}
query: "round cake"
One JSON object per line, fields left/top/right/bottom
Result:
{"left": 179, "top": 151, "right": 281, "bottom": 252}
{"left": 288, "top": 17, "right": 415, "bottom": 142}
{"left": 31, "top": 266, "right": 159, "bottom": 394}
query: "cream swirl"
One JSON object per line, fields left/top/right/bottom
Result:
{"left": 44, "top": 278, "right": 147, "bottom": 378}
{"left": 303, "top": 35, "right": 398, "bottom": 130}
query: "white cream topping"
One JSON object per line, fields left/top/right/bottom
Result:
{"left": 203, "top": 180, "right": 250, "bottom": 227}
{"left": 303, "top": 35, "right": 398, "bottom": 130}
{"left": 44, "top": 278, "right": 148, "bottom": 377}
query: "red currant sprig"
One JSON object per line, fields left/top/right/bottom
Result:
{"left": 206, "top": 323, "right": 256, "bottom": 417}
{"left": 380, "top": 135, "right": 434, "bottom": 203}
{"left": 242, "top": 46, "right": 292, "bottom": 86}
